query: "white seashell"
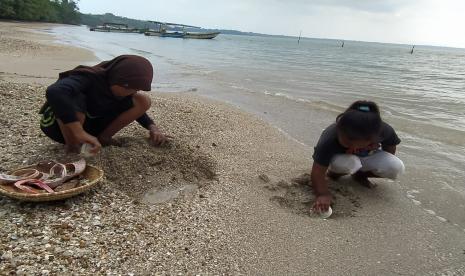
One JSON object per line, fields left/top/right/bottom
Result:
{"left": 319, "top": 206, "right": 333, "bottom": 219}
{"left": 80, "top": 143, "right": 95, "bottom": 158}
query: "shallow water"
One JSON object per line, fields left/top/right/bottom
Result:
{"left": 48, "top": 25, "right": 465, "bottom": 229}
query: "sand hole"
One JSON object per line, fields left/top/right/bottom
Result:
{"left": 259, "top": 173, "right": 362, "bottom": 217}
{"left": 93, "top": 137, "right": 217, "bottom": 200}
{"left": 142, "top": 184, "right": 198, "bottom": 204}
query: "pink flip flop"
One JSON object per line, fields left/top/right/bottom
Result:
{"left": 14, "top": 179, "right": 55, "bottom": 194}
{"left": 4, "top": 159, "right": 87, "bottom": 193}
{"left": 0, "top": 169, "right": 40, "bottom": 184}
{"left": 45, "top": 159, "right": 86, "bottom": 189}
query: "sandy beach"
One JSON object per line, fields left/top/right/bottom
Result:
{"left": 1, "top": 21, "right": 464, "bottom": 275}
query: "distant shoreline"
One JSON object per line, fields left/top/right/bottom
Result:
{"left": 2, "top": 17, "right": 463, "bottom": 49}
{"left": 76, "top": 13, "right": 465, "bottom": 49}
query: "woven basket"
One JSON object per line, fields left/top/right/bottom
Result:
{"left": 0, "top": 164, "right": 104, "bottom": 202}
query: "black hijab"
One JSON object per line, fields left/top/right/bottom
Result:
{"left": 59, "top": 55, "right": 153, "bottom": 91}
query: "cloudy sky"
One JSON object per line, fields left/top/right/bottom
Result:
{"left": 78, "top": 0, "right": 465, "bottom": 48}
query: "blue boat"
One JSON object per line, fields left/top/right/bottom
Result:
{"left": 144, "top": 21, "right": 220, "bottom": 39}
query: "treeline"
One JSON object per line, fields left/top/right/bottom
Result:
{"left": 80, "top": 13, "right": 152, "bottom": 29}
{"left": 0, "top": 0, "right": 80, "bottom": 24}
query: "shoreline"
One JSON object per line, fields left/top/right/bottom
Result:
{"left": 1, "top": 21, "right": 465, "bottom": 275}
{"left": 0, "top": 21, "right": 97, "bottom": 85}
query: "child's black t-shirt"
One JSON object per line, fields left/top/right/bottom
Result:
{"left": 312, "top": 122, "right": 401, "bottom": 167}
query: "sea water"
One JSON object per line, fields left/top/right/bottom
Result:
{"left": 47, "top": 25, "right": 465, "bottom": 228}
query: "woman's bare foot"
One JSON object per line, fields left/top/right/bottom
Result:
{"left": 351, "top": 171, "right": 377, "bottom": 188}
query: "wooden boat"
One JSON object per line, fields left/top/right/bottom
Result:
{"left": 183, "top": 32, "right": 220, "bottom": 39}
{"left": 90, "top": 23, "right": 141, "bottom": 33}
{"left": 144, "top": 30, "right": 185, "bottom": 38}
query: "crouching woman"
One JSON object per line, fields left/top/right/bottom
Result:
{"left": 39, "top": 55, "right": 169, "bottom": 154}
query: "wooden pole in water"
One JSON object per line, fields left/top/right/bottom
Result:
{"left": 410, "top": 45, "right": 415, "bottom": 54}
{"left": 342, "top": 40, "right": 344, "bottom": 48}
{"left": 298, "top": 30, "right": 302, "bottom": 44}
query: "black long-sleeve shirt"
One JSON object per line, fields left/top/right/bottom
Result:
{"left": 44, "top": 73, "right": 154, "bottom": 129}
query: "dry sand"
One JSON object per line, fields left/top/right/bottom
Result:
{"left": 0, "top": 21, "right": 465, "bottom": 275}
{"left": 0, "top": 21, "right": 96, "bottom": 85}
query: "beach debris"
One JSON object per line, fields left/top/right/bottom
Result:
{"left": 258, "top": 174, "right": 271, "bottom": 183}
{"left": 1, "top": 251, "right": 13, "bottom": 261}
{"left": 277, "top": 180, "right": 291, "bottom": 188}
{"left": 291, "top": 173, "right": 311, "bottom": 186}
{"left": 263, "top": 184, "right": 279, "bottom": 191}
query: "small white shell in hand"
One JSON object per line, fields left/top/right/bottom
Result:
{"left": 319, "top": 206, "right": 333, "bottom": 219}
{"left": 80, "top": 143, "right": 95, "bottom": 158}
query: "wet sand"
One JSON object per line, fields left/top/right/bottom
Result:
{"left": 0, "top": 21, "right": 464, "bottom": 275}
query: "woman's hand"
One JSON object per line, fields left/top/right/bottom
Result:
{"left": 75, "top": 131, "right": 102, "bottom": 154}
{"left": 63, "top": 121, "right": 102, "bottom": 154}
{"left": 148, "top": 125, "right": 172, "bottom": 146}
{"left": 313, "top": 194, "right": 333, "bottom": 213}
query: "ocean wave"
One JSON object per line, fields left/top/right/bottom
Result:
{"left": 180, "top": 69, "right": 217, "bottom": 78}
{"left": 260, "top": 90, "right": 344, "bottom": 113}
{"left": 129, "top": 48, "right": 153, "bottom": 55}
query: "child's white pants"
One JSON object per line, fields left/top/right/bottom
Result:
{"left": 328, "top": 151, "right": 405, "bottom": 179}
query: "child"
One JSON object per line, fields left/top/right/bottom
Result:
{"left": 311, "top": 101, "right": 405, "bottom": 212}
{"left": 39, "top": 55, "right": 169, "bottom": 154}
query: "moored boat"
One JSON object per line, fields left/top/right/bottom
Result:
{"left": 144, "top": 21, "right": 220, "bottom": 39}
{"left": 183, "top": 32, "right": 220, "bottom": 39}
{"left": 144, "top": 30, "right": 185, "bottom": 38}
{"left": 90, "top": 23, "right": 141, "bottom": 33}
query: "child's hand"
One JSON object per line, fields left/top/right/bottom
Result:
{"left": 313, "top": 194, "right": 333, "bottom": 213}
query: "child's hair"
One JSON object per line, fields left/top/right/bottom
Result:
{"left": 336, "top": 100, "right": 382, "bottom": 140}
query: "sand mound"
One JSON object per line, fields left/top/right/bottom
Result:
{"left": 94, "top": 136, "right": 217, "bottom": 199}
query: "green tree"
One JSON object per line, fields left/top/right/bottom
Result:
{"left": 37, "top": 0, "right": 59, "bottom": 21}
{"left": 0, "top": 0, "right": 16, "bottom": 18}
{"left": 14, "top": 0, "right": 41, "bottom": 21}
{"left": 0, "top": 0, "right": 80, "bottom": 24}
{"left": 55, "top": 0, "right": 80, "bottom": 24}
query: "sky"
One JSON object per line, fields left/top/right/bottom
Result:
{"left": 77, "top": 0, "right": 465, "bottom": 48}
